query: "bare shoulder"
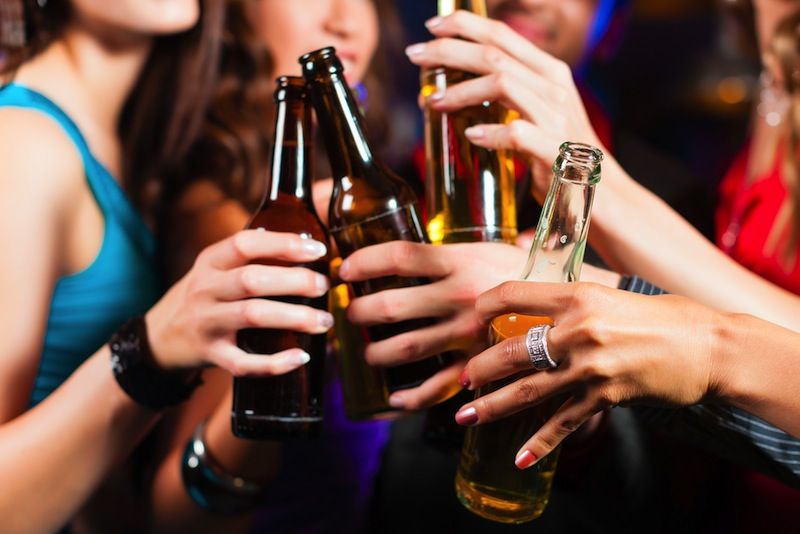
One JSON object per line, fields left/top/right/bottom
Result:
{"left": 0, "top": 107, "right": 85, "bottom": 205}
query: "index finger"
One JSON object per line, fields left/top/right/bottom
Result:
{"left": 427, "top": 10, "right": 565, "bottom": 78}
{"left": 339, "top": 241, "right": 451, "bottom": 282}
{"left": 476, "top": 281, "right": 576, "bottom": 325}
{"left": 203, "top": 229, "right": 328, "bottom": 271}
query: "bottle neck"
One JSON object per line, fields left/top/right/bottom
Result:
{"left": 306, "top": 72, "right": 378, "bottom": 180}
{"left": 267, "top": 98, "right": 314, "bottom": 203}
{"left": 520, "top": 173, "right": 598, "bottom": 283}
{"left": 438, "top": 0, "right": 487, "bottom": 16}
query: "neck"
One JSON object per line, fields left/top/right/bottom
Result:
{"left": 56, "top": 20, "right": 152, "bottom": 133}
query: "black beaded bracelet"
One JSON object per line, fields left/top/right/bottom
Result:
{"left": 109, "top": 316, "right": 201, "bottom": 411}
{"left": 181, "top": 421, "right": 266, "bottom": 516}
{"left": 617, "top": 275, "right": 668, "bottom": 296}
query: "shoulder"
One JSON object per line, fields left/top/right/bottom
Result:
{"left": 0, "top": 107, "right": 86, "bottom": 209}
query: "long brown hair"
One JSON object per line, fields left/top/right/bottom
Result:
{"left": 0, "top": 0, "right": 225, "bottom": 222}
{"left": 767, "top": 9, "right": 800, "bottom": 267}
{"left": 174, "top": 0, "right": 403, "bottom": 210}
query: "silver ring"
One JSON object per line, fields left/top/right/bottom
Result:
{"left": 525, "top": 325, "right": 557, "bottom": 370}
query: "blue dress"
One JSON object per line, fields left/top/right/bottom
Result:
{"left": 0, "top": 83, "right": 161, "bottom": 406}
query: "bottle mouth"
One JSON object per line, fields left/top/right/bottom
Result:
{"left": 274, "top": 76, "right": 306, "bottom": 103}
{"left": 299, "top": 46, "right": 344, "bottom": 82}
{"left": 554, "top": 142, "right": 603, "bottom": 185}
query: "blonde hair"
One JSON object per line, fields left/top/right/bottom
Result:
{"left": 767, "top": 9, "right": 800, "bottom": 268}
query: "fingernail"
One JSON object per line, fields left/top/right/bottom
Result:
{"left": 425, "top": 16, "right": 443, "bottom": 29}
{"left": 302, "top": 239, "right": 327, "bottom": 258}
{"left": 405, "top": 43, "right": 426, "bottom": 57}
{"left": 389, "top": 394, "right": 405, "bottom": 409}
{"left": 317, "top": 312, "right": 334, "bottom": 329}
{"left": 455, "top": 406, "right": 478, "bottom": 426}
{"left": 465, "top": 126, "right": 484, "bottom": 139}
{"left": 430, "top": 90, "right": 445, "bottom": 101}
{"left": 315, "top": 274, "right": 330, "bottom": 294}
{"left": 294, "top": 351, "right": 311, "bottom": 366}
{"left": 338, "top": 259, "right": 351, "bottom": 280}
{"left": 515, "top": 450, "right": 537, "bottom": 469}
{"left": 458, "top": 368, "right": 471, "bottom": 389}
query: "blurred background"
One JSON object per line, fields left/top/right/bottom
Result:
{"left": 390, "top": 0, "right": 761, "bottom": 201}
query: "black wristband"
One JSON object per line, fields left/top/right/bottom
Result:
{"left": 182, "top": 421, "right": 265, "bottom": 515}
{"left": 109, "top": 316, "right": 201, "bottom": 411}
{"left": 617, "top": 275, "right": 668, "bottom": 296}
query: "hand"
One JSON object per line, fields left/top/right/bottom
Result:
{"left": 456, "top": 281, "right": 719, "bottom": 468}
{"left": 339, "top": 241, "right": 526, "bottom": 409}
{"left": 146, "top": 230, "right": 332, "bottom": 376}
{"left": 406, "top": 10, "right": 605, "bottom": 200}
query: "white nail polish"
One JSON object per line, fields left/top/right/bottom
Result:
{"left": 295, "top": 351, "right": 311, "bottom": 365}
{"left": 405, "top": 43, "right": 426, "bottom": 56}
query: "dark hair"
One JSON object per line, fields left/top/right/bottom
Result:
{"left": 0, "top": 0, "right": 226, "bottom": 222}
{"left": 173, "top": 0, "right": 403, "bottom": 210}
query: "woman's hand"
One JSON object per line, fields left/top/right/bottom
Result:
{"left": 456, "top": 281, "right": 722, "bottom": 468}
{"left": 146, "top": 229, "right": 332, "bottom": 376}
{"left": 339, "top": 241, "right": 526, "bottom": 409}
{"left": 407, "top": 10, "right": 605, "bottom": 199}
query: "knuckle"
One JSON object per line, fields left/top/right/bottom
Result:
{"left": 496, "top": 280, "right": 520, "bottom": 308}
{"left": 515, "top": 377, "right": 542, "bottom": 405}
{"left": 241, "top": 300, "right": 262, "bottom": 327}
{"left": 396, "top": 336, "right": 421, "bottom": 361}
{"left": 493, "top": 71, "right": 511, "bottom": 95}
{"left": 474, "top": 396, "right": 496, "bottom": 422}
{"left": 536, "top": 431, "right": 560, "bottom": 454}
{"left": 378, "top": 295, "right": 399, "bottom": 324}
{"left": 238, "top": 267, "right": 260, "bottom": 296}
{"left": 507, "top": 121, "right": 527, "bottom": 150}
{"left": 482, "top": 46, "right": 504, "bottom": 68}
{"left": 231, "top": 231, "right": 251, "bottom": 260}
{"left": 389, "top": 241, "right": 415, "bottom": 269}
{"left": 500, "top": 338, "right": 523, "bottom": 367}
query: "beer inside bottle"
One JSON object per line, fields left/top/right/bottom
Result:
{"left": 456, "top": 142, "right": 603, "bottom": 523}
{"left": 330, "top": 259, "right": 399, "bottom": 420}
{"left": 423, "top": 0, "right": 517, "bottom": 245}
{"left": 232, "top": 76, "right": 329, "bottom": 440}
{"left": 301, "top": 46, "right": 451, "bottom": 394}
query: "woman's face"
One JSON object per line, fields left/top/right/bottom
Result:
{"left": 245, "top": 0, "right": 379, "bottom": 84}
{"left": 69, "top": 0, "right": 200, "bottom": 36}
{"left": 487, "top": 0, "right": 599, "bottom": 67}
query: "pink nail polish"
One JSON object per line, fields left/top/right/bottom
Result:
{"left": 515, "top": 450, "right": 537, "bottom": 469}
{"left": 455, "top": 406, "right": 478, "bottom": 426}
{"left": 389, "top": 395, "right": 405, "bottom": 409}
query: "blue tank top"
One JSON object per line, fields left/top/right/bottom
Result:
{"left": 0, "top": 83, "right": 162, "bottom": 406}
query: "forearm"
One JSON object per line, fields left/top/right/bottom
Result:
{"left": 0, "top": 347, "right": 158, "bottom": 533}
{"left": 149, "top": 388, "right": 281, "bottom": 533}
{"left": 589, "top": 158, "right": 800, "bottom": 331}
{"left": 711, "top": 313, "right": 800, "bottom": 439}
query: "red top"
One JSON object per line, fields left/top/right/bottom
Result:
{"left": 715, "top": 142, "right": 800, "bottom": 531}
{"left": 716, "top": 142, "right": 800, "bottom": 293}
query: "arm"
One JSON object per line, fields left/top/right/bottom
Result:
{"left": 406, "top": 11, "right": 800, "bottom": 331}
{"left": 0, "top": 115, "right": 325, "bottom": 532}
{"left": 456, "top": 281, "right": 800, "bottom": 484}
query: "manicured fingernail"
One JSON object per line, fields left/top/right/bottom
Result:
{"left": 405, "top": 43, "right": 426, "bottom": 57}
{"left": 302, "top": 239, "right": 327, "bottom": 258}
{"left": 318, "top": 312, "right": 334, "bottom": 329}
{"left": 338, "top": 259, "right": 351, "bottom": 280}
{"left": 294, "top": 351, "right": 311, "bottom": 365}
{"left": 515, "top": 450, "right": 537, "bottom": 469}
{"left": 425, "top": 16, "right": 443, "bottom": 29}
{"left": 389, "top": 394, "right": 405, "bottom": 409}
{"left": 455, "top": 406, "right": 478, "bottom": 426}
{"left": 315, "top": 274, "right": 330, "bottom": 294}
{"left": 459, "top": 368, "right": 471, "bottom": 389}
{"left": 430, "top": 90, "right": 445, "bottom": 101}
{"left": 465, "top": 126, "right": 484, "bottom": 139}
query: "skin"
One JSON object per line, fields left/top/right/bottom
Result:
{"left": 455, "top": 281, "right": 800, "bottom": 468}
{"left": 147, "top": 1, "right": 383, "bottom": 531}
{"left": 0, "top": 1, "right": 331, "bottom": 531}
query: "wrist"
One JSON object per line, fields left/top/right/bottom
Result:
{"left": 705, "top": 310, "right": 741, "bottom": 404}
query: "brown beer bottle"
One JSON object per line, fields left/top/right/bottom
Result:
{"left": 456, "top": 142, "right": 602, "bottom": 523}
{"left": 232, "top": 77, "right": 330, "bottom": 440}
{"left": 300, "top": 47, "right": 450, "bottom": 394}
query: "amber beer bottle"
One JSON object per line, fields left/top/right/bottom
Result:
{"left": 300, "top": 47, "right": 450, "bottom": 394}
{"left": 423, "top": 0, "right": 517, "bottom": 245}
{"left": 232, "top": 77, "right": 329, "bottom": 440}
{"left": 455, "top": 142, "right": 602, "bottom": 523}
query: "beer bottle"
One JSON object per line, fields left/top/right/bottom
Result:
{"left": 422, "top": 0, "right": 517, "bottom": 245}
{"left": 455, "top": 142, "right": 602, "bottom": 523}
{"left": 300, "top": 47, "right": 450, "bottom": 394}
{"left": 232, "top": 77, "right": 330, "bottom": 440}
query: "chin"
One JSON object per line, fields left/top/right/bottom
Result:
{"left": 138, "top": 0, "right": 200, "bottom": 35}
